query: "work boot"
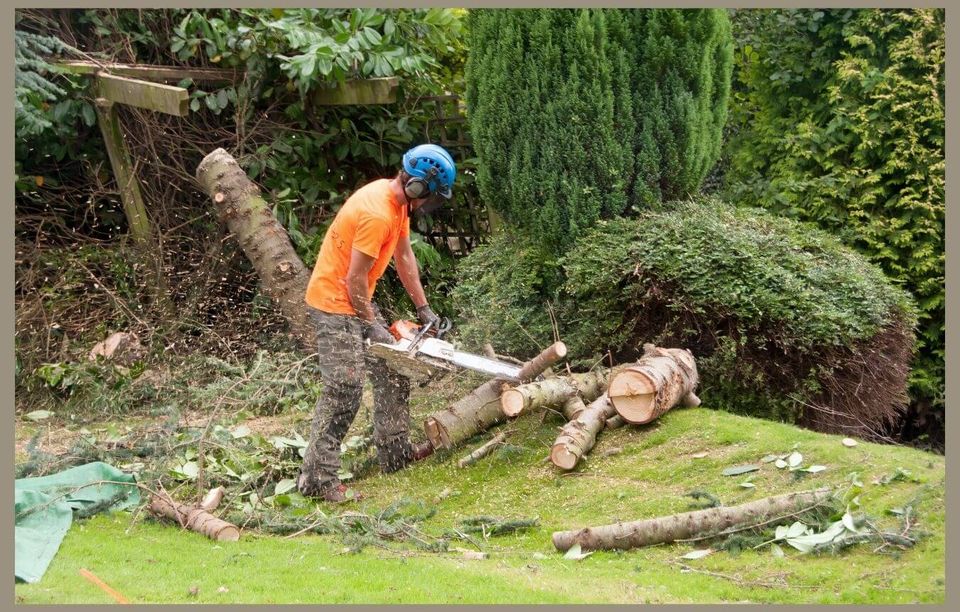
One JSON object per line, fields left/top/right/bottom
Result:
{"left": 412, "top": 440, "right": 435, "bottom": 461}
{"left": 297, "top": 472, "right": 363, "bottom": 502}
{"left": 319, "top": 483, "right": 364, "bottom": 504}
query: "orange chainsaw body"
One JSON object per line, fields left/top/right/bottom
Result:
{"left": 389, "top": 320, "right": 421, "bottom": 341}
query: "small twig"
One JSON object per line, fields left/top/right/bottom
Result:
{"left": 282, "top": 511, "right": 329, "bottom": 539}
{"left": 670, "top": 561, "right": 790, "bottom": 590}
{"left": 195, "top": 372, "right": 252, "bottom": 502}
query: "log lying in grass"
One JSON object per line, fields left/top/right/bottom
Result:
{"left": 424, "top": 342, "right": 567, "bottom": 449}
{"left": 552, "top": 487, "right": 834, "bottom": 552}
{"left": 550, "top": 393, "right": 617, "bottom": 470}
{"left": 500, "top": 369, "right": 610, "bottom": 417}
{"left": 149, "top": 491, "right": 240, "bottom": 541}
{"left": 607, "top": 344, "right": 700, "bottom": 424}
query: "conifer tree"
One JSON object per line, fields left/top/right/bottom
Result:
{"left": 466, "top": 8, "right": 733, "bottom": 253}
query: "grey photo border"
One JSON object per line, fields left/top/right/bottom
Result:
{"left": 3, "top": 0, "right": 954, "bottom": 610}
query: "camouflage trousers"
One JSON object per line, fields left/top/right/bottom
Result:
{"left": 299, "top": 307, "right": 413, "bottom": 495}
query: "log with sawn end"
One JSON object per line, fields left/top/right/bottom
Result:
{"left": 607, "top": 344, "right": 701, "bottom": 424}
{"left": 500, "top": 368, "right": 611, "bottom": 418}
{"left": 149, "top": 492, "right": 240, "bottom": 541}
{"left": 550, "top": 393, "right": 617, "bottom": 470}
{"left": 423, "top": 342, "right": 567, "bottom": 450}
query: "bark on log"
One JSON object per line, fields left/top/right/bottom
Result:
{"left": 423, "top": 342, "right": 567, "bottom": 449}
{"left": 457, "top": 431, "right": 509, "bottom": 468}
{"left": 199, "top": 486, "right": 226, "bottom": 512}
{"left": 149, "top": 494, "right": 241, "bottom": 541}
{"left": 605, "top": 415, "right": 626, "bottom": 430}
{"left": 500, "top": 369, "right": 610, "bottom": 418}
{"left": 607, "top": 344, "right": 700, "bottom": 424}
{"left": 196, "top": 148, "right": 313, "bottom": 348}
{"left": 550, "top": 394, "right": 617, "bottom": 470}
{"left": 552, "top": 487, "right": 834, "bottom": 552}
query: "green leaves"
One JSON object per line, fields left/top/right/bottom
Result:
{"left": 772, "top": 514, "right": 867, "bottom": 554}
{"left": 722, "top": 465, "right": 760, "bottom": 477}
{"left": 724, "top": 8, "right": 945, "bottom": 419}
{"left": 563, "top": 543, "right": 593, "bottom": 560}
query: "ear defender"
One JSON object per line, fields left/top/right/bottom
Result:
{"left": 404, "top": 165, "right": 438, "bottom": 200}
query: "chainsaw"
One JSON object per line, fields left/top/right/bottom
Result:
{"left": 367, "top": 318, "right": 525, "bottom": 383}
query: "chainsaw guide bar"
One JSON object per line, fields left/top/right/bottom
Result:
{"left": 369, "top": 337, "right": 524, "bottom": 383}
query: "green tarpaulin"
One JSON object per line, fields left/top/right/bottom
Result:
{"left": 14, "top": 461, "right": 140, "bottom": 583}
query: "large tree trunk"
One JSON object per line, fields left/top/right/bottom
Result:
{"left": 607, "top": 344, "right": 700, "bottom": 424}
{"left": 196, "top": 148, "right": 313, "bottom": 348}
{"left": 500, "top": 369, "right": 611, "bottom": 417}
{"left": 550, "top": 393, "right": 617, "bottom": 470}
{"left": 552, "top": 487, "right": 834, "bottom": 552}
{"left": 424, "top": 342, "right": 567, "bottom": 449}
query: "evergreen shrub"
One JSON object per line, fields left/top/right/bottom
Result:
{"left": 454, "top": 198, "right": 916, "bottom": 438}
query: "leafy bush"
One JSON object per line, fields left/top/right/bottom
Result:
{"left": 450, "top": 230, "right": 559, "bottom": 358}
{"left": 15, "top": 8, "right": 469, "bottom": 372}
{"left": 721, "top": 9, "right": 944, "bottom": 418}
{"left": 454, "top": 198, "right": 916, "bottom": 438}
{"left": 465, "top": 8, "right": 732, "bottom": 255}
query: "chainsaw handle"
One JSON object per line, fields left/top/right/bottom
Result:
{"left": 435, "top": 317, "right": 452, "bottom": 340}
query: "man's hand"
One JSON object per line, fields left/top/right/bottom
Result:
{"left": 364, "top": 321, "right": 396, "bottom": 345}
{"left": 416, "top": 304, "right": 441, "bottom": 328}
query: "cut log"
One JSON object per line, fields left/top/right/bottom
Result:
{"left": 196, "top": 148, "right": 313, "bottom": 348}
{"left": 607, "top": 344, "right": 700, "bottom": 424}
{"left": 457, "top": 431, "right": 509, "bottom": 468}
{"left": 500, "top": 369, "right": 610, "bottom": 418}
{"left": 516, "top": 342, "right": 567, "bottom": 381}
{"left": 149, "top": 494, "right": 240, "bottom": 541}
{"left": 552, "top": 487, "right": 834, "bottom": 552}
{"left": 550, "top": 394, "right": 617, "bottom": 471}
{"left": 423, "top": 342, "right": 567, "bottom": 449}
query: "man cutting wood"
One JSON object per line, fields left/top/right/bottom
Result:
{"left": 297, "top": 144, "right": 456, "bottom": 502}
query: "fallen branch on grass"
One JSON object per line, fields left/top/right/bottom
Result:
{"left": 552, "top": 487, "right": 835, "bottom": 552}
{"left": 423, "top": 342, "right": 567, "bottom": 450}
{"left": 149, "top": 488, "right": 240, "bottom": 541}
{"left": 458, "top": 431, "right": 509, "bottom": 468}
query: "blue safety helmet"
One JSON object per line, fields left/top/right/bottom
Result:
{"left": 402, "top": 144, "right": 457, "bottom": 199}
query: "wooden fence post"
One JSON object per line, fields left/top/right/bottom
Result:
{"left": 93, "top": 98, "right": 153, "bottom": 244}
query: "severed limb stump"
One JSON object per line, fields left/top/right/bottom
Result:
{"left": 607, "top": 344, "right": 700, "bottom": 424}
{"left": 500, "top": 369, "right": 611, "bottom": 418}
{"left": 424, "top": 342, "right": 567, "bottom": 449}
{"left": 550, "top": 393, "right": 617, "bottom": 470}
{"left": 196, "top": 148, "right": 313, "bottom": 348}
{"left": 552, "top": 487, "right": 834, "bottom": 552}
{"left": 149, "top": 492, "right": 240, "bottom": 541}
{"left": 199, "top": 486, "right": 226, "bottom": 512}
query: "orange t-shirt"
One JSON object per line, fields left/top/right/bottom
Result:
{"left": 305, "top": 178, "right": 410, "bottom": 315}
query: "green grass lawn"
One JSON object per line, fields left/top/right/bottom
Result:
{"left": 15, "top": 401, "right": 945, "bottom": 604}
